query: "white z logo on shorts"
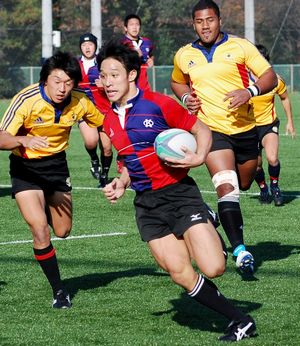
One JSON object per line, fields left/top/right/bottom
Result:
{"left": 191, "top": 214, "right": 202, "bottom": 221}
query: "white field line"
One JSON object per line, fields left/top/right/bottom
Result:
{"left": 0, "top": 232, "right": 127, "bottom": 246}
{"left": 1, "top": 184, "right": 299, "bottom": 198}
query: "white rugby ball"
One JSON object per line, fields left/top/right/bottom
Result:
{"left": 154, "top": 128, "right": 197, "bottom": 160}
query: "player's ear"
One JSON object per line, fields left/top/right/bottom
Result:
{"left": 128, "top": 69, "right": 137, "bottom": 82}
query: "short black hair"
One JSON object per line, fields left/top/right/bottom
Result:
{"left": 255, "top": 44, "right": 270, "bottom": 62}
{"left": 192, "top": 0, "right": 220, "bottom": 19}
{"left": 97, "top": 39, "right": 141, "bottom": 80}
{"left": 40, "top": 51, "right": 82, "bottom": 87}
{"left": 124, "top": 14, "right": 142, "bottom": 27}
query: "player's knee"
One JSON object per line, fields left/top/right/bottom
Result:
{"left": 203, "top": 262, "right": 225, "bottom": 279}
{"left": 212, "top": 170, "right": 240, "bottom": 202}
{"left": 240, "top": 183, "right": 251, "bottom": 191}
{"left": 103, "top": 147, "right": 113, "bottom": 156}
{"left": 54, "top": 226, "right": 71, "bottom": 239}
{"left": 85, "top": 141, "right": 98, "bottom": 150}
{"left": 266, "top": 155, "right": 279, "bottom": 167}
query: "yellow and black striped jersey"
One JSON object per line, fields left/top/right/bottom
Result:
{"left": 251, "top": 75, "right": 286, "bottom": 126}
{"left": 172, "top": 33, "right": 272, "bottom": 135}
{"left": 0, "top": 83, "right": 104, "bottom": 159}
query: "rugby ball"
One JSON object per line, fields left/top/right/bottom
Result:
{"left": 154, "top": 128, "right": 197, "bottom": 160}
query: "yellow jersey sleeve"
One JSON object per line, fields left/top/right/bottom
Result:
{"left": 172, "top": 46, "right": 191, "bottom": 85}
{"left": 251, "top": 75, "right": 286, "bottom": 126}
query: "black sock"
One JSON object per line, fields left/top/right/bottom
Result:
{"left": 189, "top": 275, "right": 246, "bottom": 322}
{"left": 255, "top": 169, "right": 268, "bottom": 191}
{"left": 268, "top": 162, "right": 280, "bottom": 189}
{"left": 86, "top": 146, "right": 99, "bottom": 162}
{"left": 218, "top": 200, "right": 244, "bottom": 250}
{"left": 101, "top": 154, "right": 113, "bottom": 175}
{"left": 34, "top": 243, "right": 63, "bottom": 295}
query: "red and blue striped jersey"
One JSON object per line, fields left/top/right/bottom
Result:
{"left": 120, "top": 35, "right": 154, "bottom": 64}
{"left": 78, "top": 58, "right": 111, "bottom": 115}
{"left": 103, "top": 90, "right": 197, "bottom": 192}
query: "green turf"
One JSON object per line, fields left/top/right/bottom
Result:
{"left": 0, "top": 94, "right": 300, "bottom": 345}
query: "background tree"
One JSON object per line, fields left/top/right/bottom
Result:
{"left": 0, "top": 0, "right": 299, "bottom": 98}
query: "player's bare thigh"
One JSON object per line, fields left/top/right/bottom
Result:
{"left": 46, "top": 191, "right": 72, "bottom": 238}
{"left": 262, "top": 132, "right": 279, "bottom": 165}
{"left": 79, "top": 121, "right": 99, "bottom": 149}
{"left": 15, "top": 190, "right": 50, "bottom": 247}
{"left": 183, "top": 222, "right": 225, "bottom": 278}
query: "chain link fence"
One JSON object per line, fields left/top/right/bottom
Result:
{"left": 2, "top": 64, "right": 299, "bottom": 99}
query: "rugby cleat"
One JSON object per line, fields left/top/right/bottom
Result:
{"left": 270, "top": 186, "right": 284, "bottom": 206}
{"left": 236, "top": 250, "right": 255, "bottom": 274}
{"left": 219, "top": 315, "right": 256, "bottom": 342}
{"left": 259, "top": 189, "right": 270, "bottom": 204}
{"left": 90, "top": 160, "right": 101, "bottom": 180}
{"left": 52, "top": 289, "right": 72, "bottom": 309}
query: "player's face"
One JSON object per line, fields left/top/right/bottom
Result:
{"left": 44, "top": 69, "right": 74, "bottom": 104}
{"left": 100, "top": 58, "right": 136, "bottom": 106}
{"left": 193, "top": 8, "right": 221, "bottom": 46}
{"left": 125, "top": 18, "right": 141, "bottom": 39}
{"left": 81, "top": 41, "right": 97, "bottom": 59}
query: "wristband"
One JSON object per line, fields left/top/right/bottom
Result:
{"left": 246, "top": 85, "right": 260, "bottom": 97}
{"left": 181, "top": 93, "right": 189, "bottom": 105}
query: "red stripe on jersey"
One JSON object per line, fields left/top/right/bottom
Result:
{"left": 135, "top": 147, "right": 187, "bottom": 190}
{"left": 236, "top": 63, "right": 250, "bottom": 88}
{"left": 34, "top": 248, "right": 56, "bottom": 261}
{"left": 271, "top": 99, "right": 275, "bottom": 121}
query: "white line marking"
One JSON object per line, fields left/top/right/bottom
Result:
{"left": 0, "top": 232, "right": 127, "bottom": 246}
{"left": 0, "top": 184, "right": 299, "bottom": 197}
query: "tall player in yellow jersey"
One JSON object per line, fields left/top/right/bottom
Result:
{"left": 251, "top": 44, "right": 296, "bottom": 206}
{"left": 0, "top": 51, "right": 104, "bottom": 308}
{"left": 171, "top": 0, "right": 277, "bottom": 275}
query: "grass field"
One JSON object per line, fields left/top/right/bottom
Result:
{"left": 0, "top": 95, "right": 299, "bottom": 346}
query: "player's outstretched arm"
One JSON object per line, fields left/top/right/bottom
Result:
{"left": 0, "top": 130, "right": 48, "bottom": 151}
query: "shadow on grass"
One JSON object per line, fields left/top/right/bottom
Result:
{"left": 64, "top": 267, "right": 168, "bottom": 299}
{"left": 0, "top": 281, "right": 7, "bottom": 289}
{"left": 153, "top": 292, "right": 261, "bottom": 334}
{"left": 249, "top": 190, "right": 299, "bottom": 205}
{"left": 228, "top": 241, "right": 300, "bottom": 281}
{"left": 0, "top": 187, "right": 11, "bottom": 197}
{"left": 246, "top": 241, "right": 300, "bottom": 268}
{"left": 231, "top": 241, "right": 299, "bottom": 280}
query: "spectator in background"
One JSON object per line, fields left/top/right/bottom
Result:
{"left": 0, "top": 51, "right": 104, "bottom": 308}
{"left": 251, "top": 44, "right": 296, "bottom": 205}
{"left": 120, "top": 14, "right": 154, "bottom": 92}
{"left": 78, "top": 32, "right": 113, "bottom": 187}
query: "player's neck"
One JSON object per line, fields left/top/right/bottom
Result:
{"left": 117, "top": 85, "right": 139, "bottom": 107}
{"left": 198, "top": 32, "right": 223, "bottom": 48}
{"left": 126, "top": 33, "right": 139, "bottom": 41}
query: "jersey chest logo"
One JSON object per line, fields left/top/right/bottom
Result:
{"left": 143, "top": 119, "right": 154, "bottom": 128}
